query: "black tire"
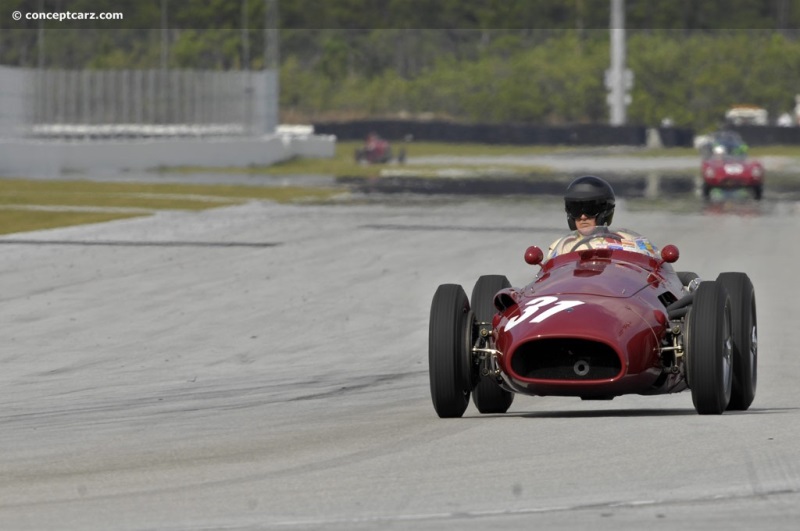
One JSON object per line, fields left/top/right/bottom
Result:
{"left": 677, "top": 271, "right": 699, "bottom": 287}
{"left": 702, "top": 183, "right": 711, "bottom": 200}
{"left": 687, "top": 280, "right": 733, "bottom": 414}
{"left": 470, "top": 275, "right": 514, "bottom": 414}
{"left": 753, "top": 185, "right": 763, "bottom": 201}
{"left": 717, "top": 273, "right": 757, "bottom": 411}
{"left": 429, "top": 284, "right": 473, "bottom": 418}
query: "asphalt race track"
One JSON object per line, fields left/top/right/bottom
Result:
{"left": 1, "top": 192, "right": 799, "bottom": 530}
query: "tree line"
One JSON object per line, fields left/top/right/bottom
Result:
{"left": 1, "top": 0, "right": 799, "bottom": 130}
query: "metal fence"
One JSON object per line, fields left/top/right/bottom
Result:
{"left": 0, "top": 65, "right": 278, "bottom": 139}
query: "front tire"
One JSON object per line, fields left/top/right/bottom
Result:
{"left": 687, "top": 280, "right": 733, "bottom": 414}
{"left": 717, "top": 273, "right": 757, "bottom": 411}
{"left": 470, "top": 275, "right": 514, "bottom": 414}
{"left": 429, "top": 284, "right": 473, "bottom": 418}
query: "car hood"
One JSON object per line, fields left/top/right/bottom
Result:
{"left": 525, "top": 251, "right": 656, "bottom": 299}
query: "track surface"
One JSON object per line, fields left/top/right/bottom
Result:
{"left": 1, "top": 195, "right": 799, "bottom": 530}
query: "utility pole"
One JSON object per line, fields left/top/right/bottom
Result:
{"left": 606, "top": 0, "right": 631, "bottom": 125}
{"left": 242, "top": 0, "right": 250, "bottom": 69}
{"left": 37, "top": 0, "right": 44, "bottom": 68}
{"left": 264, "top": 0, "right": 279, "bottom": 69}
{"left": 263, "top": 0, "right": 279, "bottom": 134}
{"left": 160, "top": 0, "right": 169, "bottom": 70}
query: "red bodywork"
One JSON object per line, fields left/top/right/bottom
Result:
{"left": 701, "top": 155, "right": 765, "bottom": 197}
{"left": 491, "top": 248, "right": 686, "bottom": 399}
{"left": 360, "top": 137, "right": 391, "bottom": 163}
{"left": 355, "top": 133, "right": 406, "bottom": 164}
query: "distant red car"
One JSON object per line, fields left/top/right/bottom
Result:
{"left": 354, "top": 132, "right": 406, "bottom": 164}
{"left": 699, "top": 131, "right": 764, "bottom": 200}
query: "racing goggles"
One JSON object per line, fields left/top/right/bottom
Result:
{"left": 566, "top": 200, "right": 606, "bottom": 219}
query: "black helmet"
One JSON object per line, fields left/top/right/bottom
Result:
{"left": 564, "top": 175, "right": 615, "bottom": 230}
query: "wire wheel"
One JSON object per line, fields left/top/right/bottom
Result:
{"left": 470, "top": 275, "right": 514, "bottom": 414}
{"left": 717, "top": 272, "right": 757, "bottom": 411}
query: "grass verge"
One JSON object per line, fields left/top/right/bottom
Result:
{"left": 0, "top": 178, "right": 339, "bottom": 235}
{"left": 0, "top": 210, "right": 146, "bottom": 235}
{"left": 160, "top": 141, "right": 602, "bottom": 178}
{"left": 161, "top": 140, "right": 800, "bottom": 178}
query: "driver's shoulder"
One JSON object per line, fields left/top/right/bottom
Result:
{"left": 546, "top": 231, "right": 580, "bottom": 258}
{"left": 550, "top": 230, "right": 580, "bottom": 246}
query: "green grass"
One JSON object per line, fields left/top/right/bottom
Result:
{"left": 162, "top": 141, "right": 601, "bottom": 178}
{"left": 0, "top": 178, "right": 339, "bottom": 235}
{"left": 162, "top": 140, "right": 800, "bottom": 176}
{"left": 0, "top": 210, "right": 146, "bottom": 234}
{"left": 749, "top": 145, "right": 800, "bottom": 157}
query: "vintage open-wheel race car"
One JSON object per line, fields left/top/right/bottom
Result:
{"left": 428, "top": 235, "right": 757, "bottom": 417}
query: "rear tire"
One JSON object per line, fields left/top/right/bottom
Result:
{"left": 687, "top": 281, "right": 733, "bottom": 414}
{"left": 470, "top": 275, "right": 514, "bottom": 414}
{"left": 753, "top": 185, "right": 763, "bottom": 201}
{"left": 429, "top": 284, "right": 472, "bottom": 418}
{"left": 717, "top": 273, "right": 757, "bottom": 411}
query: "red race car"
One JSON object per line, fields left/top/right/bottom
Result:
{"left": 354, "top": 132, "right": 406, "bottom": 164}
{"left": 699, "top": 131, "right": 765, "bottom": 200}
{"left": 428, "top": 234, "right": 757, "bottom": 417}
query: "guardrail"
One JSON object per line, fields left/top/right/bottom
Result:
{"left": 311, "top": 119, "right": 696, "bottom": 148}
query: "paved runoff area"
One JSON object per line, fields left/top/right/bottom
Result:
{"left": 1, "top": 193, "right": 799, "bottom": 530}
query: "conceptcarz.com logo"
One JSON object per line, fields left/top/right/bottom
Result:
{"left": 12, "top": 10, "right": 124, "bottom": 22}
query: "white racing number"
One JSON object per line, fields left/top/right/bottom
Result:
{"left": 504, "top": 296, "right": 584, "bottom": 332}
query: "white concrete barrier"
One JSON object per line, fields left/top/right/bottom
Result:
{"left": 0, "top": 133, "right": 336, "bottom": 176}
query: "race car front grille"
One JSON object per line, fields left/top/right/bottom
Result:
{"left": 510, "top": 338, "right": 621, "bottom": 380}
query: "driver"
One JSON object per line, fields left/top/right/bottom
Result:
{"left": 546, "top": 175, "right": 659, "bottom": 260}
